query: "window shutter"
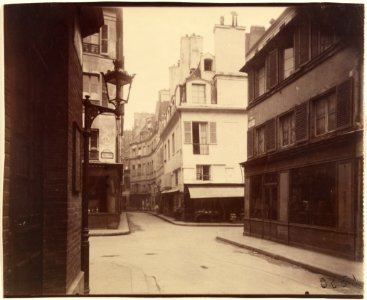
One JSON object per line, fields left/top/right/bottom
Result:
{"left": 295, "top": 102, "right": 308, "bottom": 142}
{"left": 248, "top": 70, "right": 254, "bottom": 102}
{"left": 336, "top": 79, "right": 353, "bottom": 128}
{"left": 294, "top": 22, "right": 310, "bottom": 68}
{"left": 311, "top": 22, "right": 320, "bottom": 58}
{"left": 102, "top": 75, "right": 108, "bottom": 107}
{"left": 100, "top": 25, "right": 109, "bottom": 54}
{"left": 265, "top": 118, "right": 276, "bottom": 151}
{"left": 294, "top": 27, "right": 300, "bottom": 68}
{"left": 266, "top": 49, "right": 278, "bottom": 89}
{"left": 209, "top": 122, "right": 217, "bottom": 144}
{"left": 299, "top": 22, "right": 310, "bottom": 66}
{"left": 247, "top": 128, "right": 254, "bottom": 158}
{"left": 184, "top": 121, "right": 192, "bottom": 143}
{"left": 278, "top": 49, "right": 284, "bottom": 82}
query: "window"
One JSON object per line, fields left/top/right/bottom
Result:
{"left": 167, "top": 139, "right": 170, "bottom": 159}
{"left": 83, "top": 33, "right": 99, "bottom": 54}
{"left": 314, "top": 92, "right": 336, "bottom": 136}
{"left": 137, "top": 164, "right": 141, "bottom": 176}
{"left": 279, "top": 112, "right": 295, "bottom": 147}
{"left": 254, "top": 126, "right": 265, "bottom": 156}
{"left": 283, "top": 48, "right": 294, "bottom": 79}
{"left": 204, "top": 59, "right": 213, "bottom": 71}
{"left": 89, "top": 129, "right": 99, "bottom": 160}
{"left": 90, "top": 129, "right": 99, "bottom": 150}
{"left": 266, "top": 49, "right": 278, "bottom": 89}
{"left": 254, "top": 65, "right": 265, "bottom": 98}
{"left": 100, "top": 24, "right": 109, "bottom": 55}
{"left": 249, "top": 174, "right": 278, "bottom": 220}
{"left": 132, "top": 148, "right": 136, "bottom": 157}
{"left": 192, "top": 122, "right": 209, "bottom": 155}
{"left": 192, "top": 84, "right": 206, "bottom": 104}
{"left": 196, "top": 165, "right": 210, "bottom": 181}
{"left": 83, "top": 74, "right": 99, "bottom": 102}
{"left": 138, "top": 147, "right": 141, "bottom": 156}
{"left": 172, "top": 133, "right": 175, "bottom": 155}
{"left": 132, "top": 165, "right": 135, "bottom": 177}
{"left": 290, "top": 163, "right": 336, "bottom": 227}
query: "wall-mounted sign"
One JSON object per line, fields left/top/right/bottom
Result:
{"left": 101, "top": 150, "right": 114, "bottom": 159}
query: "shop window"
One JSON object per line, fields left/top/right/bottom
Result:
{"left": 290, "top": 163, "right": 336, "bottom": 227}
{"left": 196, "top": 165, "right": 210, "bottom": 181}
{"left": 192, "top": 83, "right": 206, "bottom": 104}
{"left": 279, "top": 112, "right": 295, "bottom": 147}
{"left": 314, "top": 91, "right": 336, "bottom": 136}
{"left": 254, "top": 126, "right": 265, "bottom": 156}
{"left": 250, "top": 175, "right": 262, "bottom": 218}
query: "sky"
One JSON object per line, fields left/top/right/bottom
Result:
{"left": 122, "top": 6, "right": 286, "bottom": 129}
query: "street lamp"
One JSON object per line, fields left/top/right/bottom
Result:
{"left": 81, "top": 59, "right": 134, "bottom": 294}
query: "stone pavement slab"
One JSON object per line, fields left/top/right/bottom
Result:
{"left": 89, "top": 212, "right": 130, "bottom": 236}
{"left": 216, "top": 230, "right": 364, "bottom": 287}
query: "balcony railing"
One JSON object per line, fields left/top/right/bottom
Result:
{"left": 193, "top": 143, "right": 209, "bottom": 155}
{"left": 83, "top": 43, "right": 100, "bottom": 54}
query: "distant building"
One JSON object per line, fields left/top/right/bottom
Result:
{"left": 82, "top": 7, "right": 124, "bottom": 229}
{"left": 240, "top": 5, "right": 363, "bottom": 260}
{"left": 4, "top": 4, "right": 103, "bottom": 295}
{"left": 158, "top": 14, "right": 248, "bottom": 222}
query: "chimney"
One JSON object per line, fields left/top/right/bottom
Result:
{"left": 231, "top": 11, "right": 238, "bottom": 27}
{"left": 245, "top": 26, "right": 266, "bottom": 53}
{"left": 220, "top": 16, "right": 224, "bottom": 25}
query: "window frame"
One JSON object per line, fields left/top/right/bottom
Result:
{"left": 278, "top": 111, "right": 295, "bottom": 148}
{"left": 196, "top": 165, "right": 210, "bottom": 181}
{"left": 100, "top": 24, "right": 109, "bottom": 55}
{"left": 192, "top": 83, "right": 206, "bottom": 104}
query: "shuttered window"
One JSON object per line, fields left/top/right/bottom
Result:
{"left": 294, "top": 22, "right": 310, "bottom": 68}
{"left": 248, "top": 71, "right": 254, "bottom": 102}
{"left": 265, "top": 118, "right": 276, "bottom": 151}
{"left": 209, "top": 122, "right": 217, "bottom": 144}
{"left": 266, "top": 49, "right": 278, "bottom": 89}
{"left": 184, "top": 121, "right": 192, "bottom": 143}
{"left": 295, "top": 102, "right": 308, "bottom": 142}
{"left": 247, "top": 128, "right": 254, "bottom": 158}
{"left": 100, "top": 25, "right": 109, "bottom": 55}
{"left": 336, "top": 79, "right": 353, "bottom": 128}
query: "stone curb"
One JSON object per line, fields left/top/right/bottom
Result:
{"left": 216, "top": 236, "right": 364, "bottom": 287}
{"left": 148, "top": 212, "right": 243, "bottom": 227}
{"left": 89, "top": 214, "right": 131, "bottom": 237}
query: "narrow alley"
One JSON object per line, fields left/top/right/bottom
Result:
{"left": 89, "top": 212, "right": 362, "bottom": 295}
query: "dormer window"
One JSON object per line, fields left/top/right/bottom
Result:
{"left": 192, "top": 83, "right": 206, "bottom": 104}
{"left": 204, "top": 59, "right": 213, "bottom": 71}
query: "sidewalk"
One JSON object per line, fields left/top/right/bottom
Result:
{"left": 89, "top": 212, "right": 130, "bottom": 236}
{"left": 148, "top": 212, "right": 243, "bottom": 227}
{"left": 216, "top": 230, "right": 364, "bottom": 287}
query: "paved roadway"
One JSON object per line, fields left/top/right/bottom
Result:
{"left": 89, "top": 212, "right": 362, "bottom": 296}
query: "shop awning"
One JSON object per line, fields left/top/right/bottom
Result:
{"left": 161, "top": 188, "right": 179, "bottom": 194}
{"left": 188, "top": 186, "right": 244, "bottom": 199}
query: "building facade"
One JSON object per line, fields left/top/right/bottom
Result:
{"left": 4, "top": 4, "right": 103, "bottom": 295}
{"left": 82, "top": 7, "right": 124, "bottom": 229}
{"left": 158, "top": 15, "right": 248, "bottom": 222}
{"left": 240, "top": 5, "right": 363, "bottom": 260}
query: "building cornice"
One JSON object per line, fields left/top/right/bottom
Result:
{"left": 178, "top": 106, "right": 247, "bottom": 114}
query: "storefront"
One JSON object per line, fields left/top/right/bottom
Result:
{"left": 88, "top": 163, "right": 123, "bottom": 229}
{"left": 183, "top": 184, "right": 244, "bottom": 222}
{"left": 243, "top": 134, "right": 363, "bottom": 260}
